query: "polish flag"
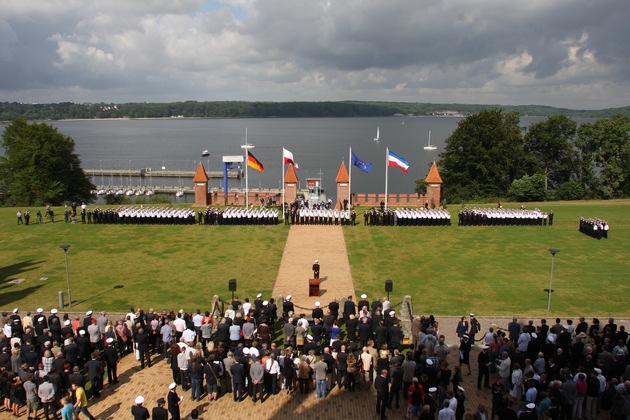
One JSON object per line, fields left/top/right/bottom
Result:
{"left": 283, "top": 148, "right": 299, "bottom": 170}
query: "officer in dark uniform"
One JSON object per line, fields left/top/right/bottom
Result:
{"left": 312, "top": 260, "right": 320, "bottom": 279}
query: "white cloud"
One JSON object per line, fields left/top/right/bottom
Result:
{"left": 0, "top": 0, "right": 628, "bottom": 108}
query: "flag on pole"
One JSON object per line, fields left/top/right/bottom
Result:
{"left": 282, "top": 148, "right": 299, "bottom": 170}
{"left": 351, "top": 150, "right": 372, "bottom": 173}
{"left": 387, "top": 150, "right": 410, "bottom": 173}
{"left": 247, "top": 151, "right": 264, "bottom": 172}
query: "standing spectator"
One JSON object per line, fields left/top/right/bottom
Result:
{"left": 103, "top": 338, "right": 118, "bottom": 385}
{"left": 374, "top": 369, "right": 390, "bottom": 419}
{"left": 314, "top": 356, "right": 328, "bottom": 399}
{"left": 167, "top": 382, "right": 183, "bottom": 420}
{"left": 71, "top": 383, "right": 96, "bottom": 420}
{"left": 85, "top": 351, "right": 104, "bottom": 398}
{"left": 131, "top": 395, "right": 150, "bottom": 420}
{"left": 37, "top": 375, "right": 57, "bottom": 420}
{"left": 151, "top": 397, "right": 168, "bottom": 420}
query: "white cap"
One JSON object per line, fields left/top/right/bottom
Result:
{"left": 594, "top": 368, "right": 602, "bottom": 374}
{"left": 482, "top": 345, "right": 490, "bottom": 350}
{"left": 106, "top": 337, "right": 114, "bottom": 343}
{"left": 256, "top": 293, "right": 262, "bottom": 298}
{"left": 531, "top": 333, "right": 538, "bottom": 338}
{"left": 262, "top": 300, "right": 268, "bottom": 306}
{"left": 37, "top": 308, "right": 43, "bottom": 313}
{"left": 428, "top": 387, "right": 437, "bottom": 392}
{"left": 457, "top": 386, "right": 465, "bottom": 392}
{"left": 389, "top": 311, "right": 395, "bottom": 316}
{"left": 315, "top": 302, "right": 320, "bottom": 307}
{"left": 169, "top": 382, "right": 177, "bottom": 390}
{"left": 286, "top": 295, "right": 292, "bottom": 300}
{"left": 243, "top": 348, "right": 250, "bottom": 355}
{"left": 470, "top": 313, "right": 475, "bottom": 316}
{"left": 79, "top": 330, "right": 85, "bottom": 335}
{"left": 135, "top": 396, "right": 144, "bottom": 404}
{"left": 314, "top": 259, "right": 319, "bottom": 263}
{"left": 250, "top": 347, "right": 260, "bottom": 357}
{"left": 64, "top": 320, "right": 71, "bottom": 326}
{"left": 12, "top": 308, "right": 18, "bottom": 314}
{"left": 307, "top": 334, "right": 313, "bottom": 340}
{"left": 179, "top": 309, "right": 184, "bottom": 314}
{"left": 526, "top": 403, "right": 536, "bottom": 410}
{"left": 360, "top": 294, "right": 367, "bottom": 299}
{"left": 426, "top": 359, "right": 433, "bottom": 366}
{"left": 86, "top": 310, "right": 93, "bottom": 316}
{"left": 51, "top": 308, "right": 58, "bottom": 314}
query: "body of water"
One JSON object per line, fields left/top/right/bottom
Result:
{"left": 36, "top": 115, "right": 591, "bottom": 202}
{"left": 51, "top": 116, "right": 459, "bottom": 199}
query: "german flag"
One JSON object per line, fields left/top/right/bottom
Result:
{"left": 247, "top": 151, "right": 264, "bottom": 172}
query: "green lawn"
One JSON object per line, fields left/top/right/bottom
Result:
{"left": 1, "top": 200, "right": 629, "bottom": 316}
{"left": 344, "top": 200, "right": 630, "bottom": 316}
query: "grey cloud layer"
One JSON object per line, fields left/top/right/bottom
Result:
{"left": 0, "top": 0, "right": 628, "bottom": 108}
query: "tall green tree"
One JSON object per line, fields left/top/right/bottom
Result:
{"left": 0, "top": 119, "right": 95, "bottom": 206}
{"left": 523, "top": 115, "right": 578, "bottom": 191}
{"left": 439, "top": 109, "right": 524, "bottom": 201}
{"left": 576, "top": 115, "right": 630, "bottom": 198}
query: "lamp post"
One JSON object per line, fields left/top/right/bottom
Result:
{"left": 59, "top": 244, "right": 72, "bottom": 307}
{"left": 547, "top": 248, "right": 559, "bottom": 312}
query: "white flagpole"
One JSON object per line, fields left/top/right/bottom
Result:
{"left": 385, "top": 147, "right": 389, "bottom": 211}
{"left": 348, "top": 147, "right": 352, "bottom": 211}
{"left": 244, "top": 127, "right": 248, "bottom": 207}
{"left": 281, "top": 147, "right": 285, "bottom": 220}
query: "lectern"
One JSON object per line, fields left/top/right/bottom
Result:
{"left": 308, "top": 279, "right": 321, "bottom": 297}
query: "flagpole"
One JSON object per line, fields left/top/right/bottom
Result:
{"left": 385, "top": 147, "right": 389, "bottom": 211}
{"left": 239, "top": 128, "right": 254, "bottom": 208}
{"left": 348, "top": 147, "right": 352, "bottom": 212}
{"left": 281, "top": 147, "right": 285, "bottom": 221}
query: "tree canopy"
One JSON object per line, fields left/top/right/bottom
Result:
{"left": 439, "top": 111, "right": 630, "bottom": 202}
{"left": 0, "top": 119, "right": 95, "bottom": 206}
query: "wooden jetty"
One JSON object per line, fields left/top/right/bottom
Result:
{"left": 84, "top": 168, "right": 240, "bottom": 179}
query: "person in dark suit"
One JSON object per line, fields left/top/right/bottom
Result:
{"left": 374, "top": 369, "right": 390, "bottom": 419}
{"left": 85, "top": 352, "right": 104, "bottom": 398}
{"left": 136, "top": 328, "right": 151, "bottom": 369}
{"left": 151, "top": 397, "right": 168, "bottom": 420}
{"left": 131, "top": 396, "right": 150, "bottom": 420}
{"left": 231, "top": 358, "right": 246, "bottom": 402}
{"left": 167, "top": 383, "right": 182, "bottom": 420}
{"left": 343, "top": 296, "right": 356, "bottom": 321}
{"left": 312, "top": 260, "right": 320, "bottom": 279}
{"left": 477, "top": 346, "right": 491, "bottom": 389}
{"left": 328, "top": 298, "right": 339, "bottom": 320}
{"left": 103, "top": 338, "right": 118, "bottom": 385}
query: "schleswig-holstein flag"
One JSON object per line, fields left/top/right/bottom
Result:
{"left": 387, "top": 150, "right": 410, "bottom": 173}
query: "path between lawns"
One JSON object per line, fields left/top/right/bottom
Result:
{"left": 272, "top": 225, "right": 355, "bottom": 312}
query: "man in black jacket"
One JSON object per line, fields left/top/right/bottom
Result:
{"left": 103, "top": 338, "right": 118, "bottom": 385}
{"left": 85, "top": 351, "right": 104, "bottom": 398}
{"left": 135, "top": 328, "right": 151, "bottom": 369}
{"left": 374, "top": 369, "right": 390, "bottom": 419}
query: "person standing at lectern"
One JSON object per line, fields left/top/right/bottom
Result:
{"left": 312, "top": 260, "right": 320, "bottom": 279}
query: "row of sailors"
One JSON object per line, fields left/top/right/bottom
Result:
{"left": 364, "top": 208, "right": 451, "bottom": 226}
{"left": 201, "top": 207, "right": 279, "bottom": 225}
{"left": 289, "top": 208, "right": 355, "bottom": 225}
{"left": 579, "top": 217, "right": 609, "bottom": 239}
{"left": 92, "top": 207, "right": 196, "bottom": 224}
{"left": 458, "top": 207, "right": 549, "bottom": 226}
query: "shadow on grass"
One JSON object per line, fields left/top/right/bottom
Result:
{"left": 0, "top": 284, "right": 46, "bottom": 307}
{"left": 72, "top": 284, "right": 125, "bottom": 306}
{"left": 0, "top": 259, "right": 45, "bottom": 284}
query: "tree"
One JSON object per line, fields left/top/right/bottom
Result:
{"left": 414, "top": 178, "right": 427, "bottom": 196}
{"left": 439, "top": 109, "right": 524, "bottom": 201}
{"left": 0, "top": 119, "right": 95, "bottom": 206}
{"left": 507, "top": 174, "right": 546, "bottom": 202}
{"left": 576, "top": 115, "right": 630, "bottom": 198}
{"left": 523, "top": 115, "right": 578, "bottom": 191}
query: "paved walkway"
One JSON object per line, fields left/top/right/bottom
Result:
{"left": 272, "top": 225, "right": 355, "bottom": 311}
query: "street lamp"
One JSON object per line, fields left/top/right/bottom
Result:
{"left": 547, "top": 248, "right": 560, "bottom": 312}
{"left": 59, "top": 244, "right": 72, "bottom": 307}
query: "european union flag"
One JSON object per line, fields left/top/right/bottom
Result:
{"left": 351, "top": 150, "right": 372, "bottom": 173}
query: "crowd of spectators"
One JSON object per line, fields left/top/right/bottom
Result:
{"left": 2, "top": 302, "right": 629, "bottom": 420}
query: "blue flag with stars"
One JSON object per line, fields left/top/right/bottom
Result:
{"left": 351, "top": 150, "right": 372, "bottom": 173}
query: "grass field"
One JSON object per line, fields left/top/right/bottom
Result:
{"left": 1, "top": 200, "right": 628, "bottom": 316}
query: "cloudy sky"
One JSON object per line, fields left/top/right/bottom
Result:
{"left": 1, "top": 0, "right": 628, "bottom": 109}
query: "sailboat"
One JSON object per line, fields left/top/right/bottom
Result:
{"left": 373, "top": 126, "right": 380, "bottom": 142}
{"left": 423, "top": 130, "right": 437, "bottom": 150}
{"left": 202, "top": 150, "right": 209, "bottom": 157}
